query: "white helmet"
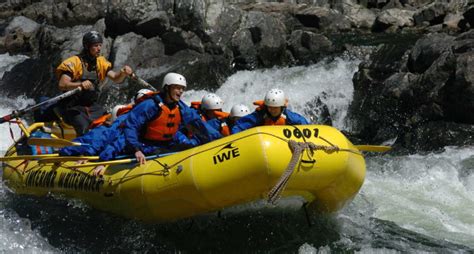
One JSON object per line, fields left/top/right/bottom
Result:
{"left": 201, "top": 93, "right": 224, "bottom": 110}
{"left": 264, "top": 88, "right": 286, "bottom": 107}
{"left": 162, "top": 72, "right": 186, "bottom": 89}
{"left": 111, "top": 105, "right": 127, "bottom": 122}
{"left": 230, "top": 104, "right": 250, "bottom": 118}
{"left": 134, "top": 89, "right": 153, "bottom": 103}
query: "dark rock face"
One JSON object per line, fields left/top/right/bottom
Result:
{"left": 0, "top": 0, "right": 472, "bottom": 153}
{"left": 349, "top": 29, "right": 474, "bottom": 152}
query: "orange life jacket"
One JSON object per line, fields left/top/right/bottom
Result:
{"left": 88, "top": 114, "right": 111, "bottom": 129}
{"left": 263, "top": 113, "right": 287, "bottom": 125}
{"left": 253, "top": 100, "right": 287, "bottom": 126}
{"left": 191, "top": 101, "right": 201, "bottom": 110}
{"left": 116, "top": 104, "right": 133, "bottom": 117}
{"left": 220, "top": 120, "right": 231, "bottom": 136}
{"left": 144, "top": 101, "right": 182, "bottom": 141}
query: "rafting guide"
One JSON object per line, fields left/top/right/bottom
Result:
{"left": 55, "top": 31, "right": 133, "bottom": 136}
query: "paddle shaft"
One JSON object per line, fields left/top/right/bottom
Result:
{"left": 27, "top": 137, "right": 90, "bottom": 148}
{"left": 0, "top": 87, "right": 82, "bottom": 124}
{"left": 131, "top": 73, "right": 157, "bottom": 91}
{"left": 355, "top": 145, "right": 391, "bottom": 152}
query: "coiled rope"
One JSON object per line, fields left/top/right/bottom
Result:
{"left": 267, "top": 140, "right": 339, "bottom": 204}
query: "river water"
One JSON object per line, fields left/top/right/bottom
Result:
{"left": 0, "top": 52, "right": 473, "bottom": 253}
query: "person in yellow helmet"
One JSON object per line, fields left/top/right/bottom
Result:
{"left": 55, "top": 31, "right": 133, "bottom": 136}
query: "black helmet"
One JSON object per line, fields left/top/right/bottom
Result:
{"left": 82, "top": 31, "right": 103, "bottom": 49}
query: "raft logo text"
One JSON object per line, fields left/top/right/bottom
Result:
{"left": 213, "top": 143, "right": 240, "bottom": 165}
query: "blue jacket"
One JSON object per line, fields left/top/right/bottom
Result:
{"left": 94, "top": 94, "right": 220, "bottom": 161}
{"left": 59, "top": 114, "right": 128, "bottom": 156}
{"left": 231, "top": 108, "right": 309, "bottom": 134}
{"left": 206, "top": 117, "right": 224, "bottom": 134}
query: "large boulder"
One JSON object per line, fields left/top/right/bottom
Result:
{"left": 288, "top": 30, "right": 333, "bottom": 65}
{"left": 2, "top": 16, "right": 39, "bottom": 54}
{"left": 231, "top": 11, "right": 290, "bottom": 69}
{"left": 373, "top": 8, "right": 416, "bottom": 32}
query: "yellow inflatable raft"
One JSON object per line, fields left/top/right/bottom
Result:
{"left": 1, "top": 123, "right": 366, "bottom": 222}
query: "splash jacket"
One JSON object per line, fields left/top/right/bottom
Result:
{"left": 207, "top": 118, "right": 232, "bottom": 137}
{"left": 94, "top": 94, "right": 221, "bottom": 160}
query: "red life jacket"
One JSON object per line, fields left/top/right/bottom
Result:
{"left": 144, "top": 101, "right": 182, "bottom": 141}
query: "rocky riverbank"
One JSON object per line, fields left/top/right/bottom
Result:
{"left": 0, "top": 0, "right": 472, "bottom": 152}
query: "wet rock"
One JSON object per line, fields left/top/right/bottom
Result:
{"left": 303, "top": 95, "right": 333, "bottom": 125}
{"left": 403, "top": 121, "right": 474, "bottom": 151}
{"left": 407, "top": 33, "right": 455, "bottom": 73}
{"left": 288, "top": 30, "right": 333, "bottom": 65}
{"left": 135, "top": 11, "right": 170, "bottom": 38}
{"left": 413, "top": 2, "right": 448, "bottom": 26}
{"left": 350, "top": 30, "right": 474, "bottom": 151}
{"left": 161, "top": 27, "right": 204, "bottom": 55}
{"left": 3, "top": 16, "right": 39, "bottom": 54}
{"left": 339, "top": 2, "right": 377, "bottom": 30}
{"left": 373, "top": 8, "right": 415, "bottom": 32}
{"left": 294, "top": 6, "right": 352, "bottom": 32}
{"left": 231, "top": 11, "right": 289, "bottom": 69}
{"left": 444, "top": 51, "right": 474, "bottom": 123}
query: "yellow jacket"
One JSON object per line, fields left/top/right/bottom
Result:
{"left": 55, "top": 55, "right": 112, "bottom": 83}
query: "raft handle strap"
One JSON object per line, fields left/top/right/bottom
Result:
{"left": 267, "top": 140, "right": 339, "bottom": 204}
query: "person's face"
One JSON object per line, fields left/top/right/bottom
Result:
{"left": 229, "top": 116, "right": 241, "bottom": 124}
{"left": 204, "top": 109, "right": 220, "bottom": 120}
{"left": 167, "top": 85, "right": 185, "bottom": 102}
{"left": 267, "top": 106, "right": 282, "bottom": 117}
{"left": 88, "top": 43, "right": 102, "bottom": 57}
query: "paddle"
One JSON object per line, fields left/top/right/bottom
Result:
{"left": 27, "top": 137, "right": 91, "bottom": 148}
{"left": 355, "top": 145, "right": 391, "bottom": 152}
{"left": 67, "top": 154, "right": 161, "bottom": 168}
{"left": 0, "top": 87, "right": 82, "bottom": 124}
{"left": 0, "top": 154, "right": 59, "bottom": 161}
{"left": 130, "top": 73, "right": 157, "bottom": 92}
{"left": 38, "top": 156, "right": 100, "bottom": 164}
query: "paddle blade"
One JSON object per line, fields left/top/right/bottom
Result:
{"left": 355, "top": 145, "right": 392, "bottom": 152}
{"left": 28, "top": 138, "right": 81, "bottom": 148}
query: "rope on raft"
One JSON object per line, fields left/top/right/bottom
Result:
{"left": 267, "top": 140, "right": 339, "bottom": 204}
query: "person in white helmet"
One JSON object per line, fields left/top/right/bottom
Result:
{"left": 96, "top": 72, "right": 221, "bottom": 165}
{"left": 231, "top": 88, "right": 309, "bottom": 134}
{"left": 55, "top": 31, "right": 134, "bottom": 136}
{"left": 190, "top": 93, "right": 227, "bottom": 121}
{"left": 207, "top": 104, "right": 250, "bottom": 137}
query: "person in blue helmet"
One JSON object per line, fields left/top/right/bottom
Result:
{"left": 231, "top": 88, "right": 309, "bottom": 134}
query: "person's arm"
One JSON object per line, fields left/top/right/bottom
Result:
{"left": 123, "top": 100, "right": 158, "bottom": 152}
{"left": 231, "top": 111, "right": 261, "bottom": 134}
{"left": 286, "top": 110, "right": 310, "bottom": 125}
{"left": 180, "top": 103, "right": 222, "bottom": 143}
{"left": 58, "top": 73, "right": 92, "bottom": 91}
{"left": 107, "top": 65, "right": 133, "bottom": 84}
